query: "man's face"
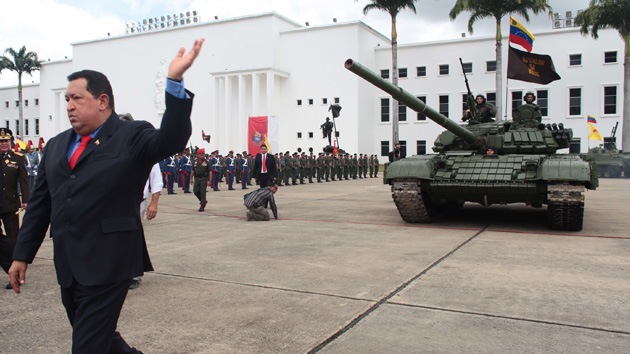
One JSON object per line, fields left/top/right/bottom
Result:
{"left": 65, "top": 78, "right": 109, "bottom": 136}
{"left": 261, "top": 146, "right": 268, "bottom": 154}
{"left": 525, "top": 95, "right": 534, "bottom": 103}
{"left": 0, "top": 139, "right": 11, "bottom": 153}
{"left": 476, "top": 96, "right": 484, "bottom": 105}
{"left": 270, "top": 185, "right": 278, "bottom": 194}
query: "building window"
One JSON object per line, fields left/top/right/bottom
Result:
{"left": 25, "top": 119, "right": 29, "bottom": 135}
{"left": 335, "top": 131, "right": 340, "bottom": 137}
{"left": 381, "top": 69, "right": 389, "bottom": 79}
{"left": 439, "top": 64, "right": 449, "bottom": 75}
{"left": 322, "top": 98, "right": 328, "bottom": 105}
{"left": 4, "top": 121, "right": 8, "bottom": 129}
{"left": 462, "top": 94, "right": 469, "bottom": 116}
{"left": 35, "top": 98, "right": 39, "bottom": 106}
{"left": 462, "top": 62, "right": 472, "bottom": 73}
{"left": 297, "top": 132, "right": 302, "bottom": 138}
{"left": 569, "top": 54, "right": 582, "bottom": 66}
{"left": 416, "top": 140, "right": 427, "bottom": 155}
{"left": 399, "top": 68, "right": 407, "bottom": 78}
{"left": 24, "top": 99, "right": 29, "bottom": 107}
{"left": 308, "top": 132, "right": 314, "bottom": 138}
{"left": 486, "top": 60, "right": 496, "bottom": 72}
{"left": 15, "top": 101, "right": 19, "bottom": 107}
{"left": 399, "top": 102, "right": 407, "bottom": 122}
{"left": 603, "top": 86, "right": 617, "bottom": 115}
{"left": 399, "top": 140, "right": 407, "bottom": 157}
{"left": 35, "top": 118, "right": 39, "bottom": 135}
{"left": 15, "top": 120, "right": 19, "bottom": 134}
{"left": 308, "top": 99, "right": 313, "bottom": 105}
{"left": 417, "top": 96, "right": 427, "bottom": 120}
{"left": 486, "top": 92, "right": 496, "bottom": 106}
{"left": 334, "top": 97, "right": 340, "bottom": 104}
{"left": 380, "top": 140, "right": 389, "bottom": 156}
{"left": 512, "top": 91, "right": 523, "bottom": 112}
{"left": 416, "top": 66, "right": 426, "bottom": 77}
{"left": 439, "top": 95, "right": 449, "bottom": 118}
{"left": 536, "top": 90, "right": 548, "bottom": 117}
{"left": 297, "top": 99, "right": 302, "bottom": 106}
{"left": 604, "top": 51, "right": 617, "bottom": 63}
{"left": 4, "top": 101, "right": 7, "bottom": 108}
{"left": 381, "top": 98, "right": 390, "bottom": 122}
{"left": 569, "top": 88, "right": 582, "bottom": 116}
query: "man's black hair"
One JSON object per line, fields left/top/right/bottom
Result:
{"left": 67, "top": 70, "right": 115, "bottom": 110}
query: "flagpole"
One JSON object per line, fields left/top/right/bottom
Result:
{"left": 504, "top": 77, "right": 509, "bottom": 121}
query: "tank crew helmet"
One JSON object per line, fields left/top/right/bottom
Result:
{"left": 524, "top": 91, "right": 536, "bottom": 102}
{"left": 475, "top": 94, "right": 486, "bottom": 104}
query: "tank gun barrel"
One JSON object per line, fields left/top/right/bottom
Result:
{"left": 344, "top": 59, "right": 477, "bottom": 144}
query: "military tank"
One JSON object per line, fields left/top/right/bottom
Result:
{"left": 586, "top": 122, "right": 630, "bottom": 178}
{"left": 345, "top": 59, "right": 598, "bottom": 231}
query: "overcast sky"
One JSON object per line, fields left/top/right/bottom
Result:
{"left": 0, "top": 0, "right": 590, "bottom": 87}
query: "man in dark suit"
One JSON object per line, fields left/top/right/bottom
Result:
{"left": 8, "top": 39, "right": 204, "bottom": 353}
{"left": 253, "top": 144, "right": 276, "bottom": 188}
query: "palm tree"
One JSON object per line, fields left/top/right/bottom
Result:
{"left": 449, "top": 0, "right": 553, "bottom": 120}
{"left": 0, "top": 46, "right": 41, "bottom": 139}
{"left": 361, "top": 0, "right": 417, "bottom": 147}
{"left": 575, "top": 0, "right": 630, "bottom": 152}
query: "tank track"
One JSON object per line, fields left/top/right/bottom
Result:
{"left": 547, "top": 184, "right": 585, "bottom": 231}
{"left": 391, "top": 180, "right": 435, "bottom": 223}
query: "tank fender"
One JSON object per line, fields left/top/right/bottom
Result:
{"left": 384, "top": 156, "right": 435, "bottom": 182}
{"left": 538, "top": 156, "right": 594, "bottom": 184}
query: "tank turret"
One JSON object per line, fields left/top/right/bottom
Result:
{"left": 345, "top": 58, "right": 598, "bottom": 231}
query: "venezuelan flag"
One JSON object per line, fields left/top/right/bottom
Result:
{"left": 587, "top": 116, "right": 603, "bottom": 140}
{"left": 509, "top": 17, "right": 535, "bottom": 52}
{"left": 587, "top": 116, "right": 597, "bottom": 124}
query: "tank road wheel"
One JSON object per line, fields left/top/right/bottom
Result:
{"left": 547, "top": 184, "right": 585, "bottom": 231}
{"left": 391, "top": 180, "right": 436, "bottom": 223}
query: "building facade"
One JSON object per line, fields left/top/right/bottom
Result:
{"left": 0, "top": 12, "right": 624, "bottom": 154}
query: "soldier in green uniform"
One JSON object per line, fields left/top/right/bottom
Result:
{"left": 342, "top": 154, "right": 350, "bottom": 180}
{"left": 193, "top": 148, "right": 211, "bottom": 211}
{"left": 368, "top": 155, "right": 374, "bottom": 178}
{"left": 298, "top": 152, "right": 308, "bottom": 184}
{"left": 362, "top": 153, "right": 369, "bottom": 178}
{"left": 282, "top": 151, "right": 291, "bottom": 186}
{"left": 308, "top": 153, "right": 316, "bottom": 183}
{"left": 352, "top": 153, "right": 358, "bottom": 179}
{"left": 374, "top": 155, "right": 380, "bottom": 177}
{"left": 276, "top": 152, "right": 284, "bottom": 187}
{"left": 291, "top": 152, "right": 299, "bottom": 185}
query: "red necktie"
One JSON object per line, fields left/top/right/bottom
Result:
{"left": 69, "top": 135, "right": 92, "bottom": 169}
{"left": 262, "top": 154, "right": 267, "bottom": 173}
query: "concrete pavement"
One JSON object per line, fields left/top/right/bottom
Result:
{"left": 1, "top": 176, "right": 629, "bottom": 353}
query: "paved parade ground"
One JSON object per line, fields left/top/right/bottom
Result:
{"left": 1, "top": 176, "right": 629, "bottom": 353}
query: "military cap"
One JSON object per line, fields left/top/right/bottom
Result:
{"left": 0, "top": 128, "right": 13, "bottom": 140}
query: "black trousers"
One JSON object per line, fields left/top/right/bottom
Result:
{"left": 0, "top": 235, "right": 13, "bottom": 274}
{"left": 60, "top": 279, "right": 140, "bottom": 354}
{"left": 258, "top": 173, "right": 274, "bottom": 188}
{"left": 0, "top": 211, "right": 20, "bottom": 248}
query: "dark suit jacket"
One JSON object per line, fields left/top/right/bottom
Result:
{"left": 253, "top": 153, "right": 276, "bottom": 180}
{"left": 13, "top": 91, "right": 193, "bottom": 287}
{"left": 0, "top": 150, "right": 30, "bottom": 213}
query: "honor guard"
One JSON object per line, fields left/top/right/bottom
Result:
{"left": 193, "top": 149, "right": 211, "bottom": 211}
{"left": 225, "top": 150, "right": 236, "bottom": 190}
{"left": 240, "top": 151, "right": 249, "bottom": 189}
{"left": 180, "top": 150, "right": 193, "bottom": 193}
{"left": 165, "top": 155, "right": 177, "bottom": 194}
{"left": 210, "top": 150, "right": 221, "bottom": 191}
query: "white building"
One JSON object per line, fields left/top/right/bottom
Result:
{"left": 0, "top": 12, "right": 624, "bottom": 154}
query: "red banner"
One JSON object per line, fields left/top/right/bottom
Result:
{"left": 247, "top": 116, "right": 269, "bottom": 155}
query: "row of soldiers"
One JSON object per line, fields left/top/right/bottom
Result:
{"left": 274, "top": 151, "right": 380, "bottom": 186}
{"left": 163, "top": 149, "right": 382, "bottom": 195}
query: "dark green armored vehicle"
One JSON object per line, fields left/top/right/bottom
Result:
{"left": 586, "top": 123, "right": 630, "bottom": 178}
{"left": 345, "top": 59, "right": 598, "bottom": 231}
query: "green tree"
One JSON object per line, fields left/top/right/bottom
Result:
{"left": 449, "top": 0, "right": 553, "bottom": 120}
{"left": 575, "top": 0, "right": 630, "bottom": 152}
{"left": 361, "top": 0, "right": 417, "bottom": 147}
{"left": 0, "top": 46, "right": 41, "bottom": 139}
